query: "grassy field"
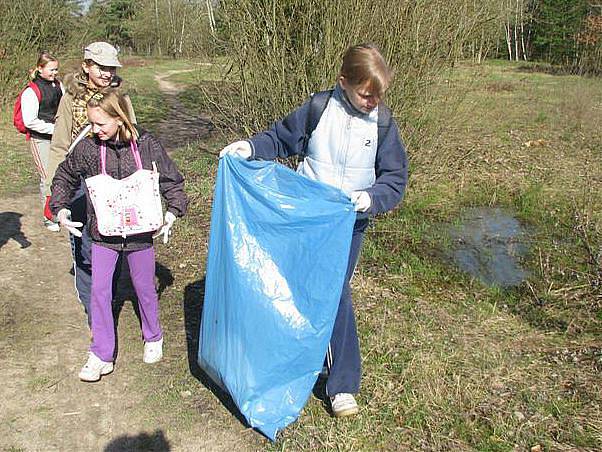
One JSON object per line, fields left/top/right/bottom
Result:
{"left": 1, "top": 58, "right": 600, "bottom": 450}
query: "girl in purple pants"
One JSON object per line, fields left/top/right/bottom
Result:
{"left": 50, "top": 89, "right": 188, "bottom": 382}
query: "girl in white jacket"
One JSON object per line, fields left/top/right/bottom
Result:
{"left": 21, "top": 51, "right": 64, "bottom": 231}
{"left": 221, "top": 44, "right": 408, "bottom": 417}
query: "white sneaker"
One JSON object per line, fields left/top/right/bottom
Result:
{"left": 44, "top": 220, "right": 60, "bottom": 232}
{"left": 143, "top": 338, "right": 163, "bottom": 364}
{"left": 78, "top": 352, "right": 113, "bottom": 382}
{"left": 330, "top": 393, "right": 359, "bottom": 417}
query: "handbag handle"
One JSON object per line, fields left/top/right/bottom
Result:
{"left": 99, "top": 139, "right": 142, "bottom": 175}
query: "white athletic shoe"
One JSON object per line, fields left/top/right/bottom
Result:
{"left": 78, "top": 352, "right": 113, "bottom": 382}
{"left": 143, "top": 338, "right": 163, "bottom": 364}
{"left": 330, "top": 393, "right": 359, "bottom": 417}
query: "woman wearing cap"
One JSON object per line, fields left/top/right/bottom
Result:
{"left": 46, "top": 42, "right": 136, "bottom": 319}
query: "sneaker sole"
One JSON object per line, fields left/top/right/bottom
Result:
{"left": 143, "top": 354, "right": 162, "bottom": 364}
{"left": 333, "top": 406, "right": 359, "bottom": 417}
{"left": 79, "top": 365, "right": 113, "bottom": 382}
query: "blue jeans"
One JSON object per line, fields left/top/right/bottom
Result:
{"left": 69, "top": 183, "right": 126, "bottom": 322}
{"left": 69, "top": 185, "right": 92, "bottom": 317}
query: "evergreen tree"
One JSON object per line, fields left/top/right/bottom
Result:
{"left": 531, "top": 0, "right": 589, "bottom": 65}
{"left": 86, "top": 0, "right": 136, "bottom": 49}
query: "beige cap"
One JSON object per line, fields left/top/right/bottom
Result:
{"left": 84, "top": 42, "right": 122, "bottom": 67}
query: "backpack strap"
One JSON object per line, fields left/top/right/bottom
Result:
{"left": 28, "top": 81, "right": 42, "bottom": 102}
{"left": 302, "top": 89, "right": 333, "bottom": 156}
{"left": 66, "top": 124, "right": 91, "bottom": 156}
{"left": 376, "top": 103, "right": 392, "bottom": 151}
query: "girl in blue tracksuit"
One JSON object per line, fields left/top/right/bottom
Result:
{"left": 220, "top": 43, "right": 408, "bottom": 417}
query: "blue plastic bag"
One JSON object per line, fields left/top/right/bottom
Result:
{"left": 199, "top": 155, "right": 356, "bottom": 440}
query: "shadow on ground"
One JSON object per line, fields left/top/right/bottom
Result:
{"left": 111, "top": 259, "right": 175, "bottom": 359}
{"left": 0, "top": 211, "right": 31, "bottom": 249}
{"left": 104, "top": 429, "right": 171, "bottom": 451}
{"left": 514, "top": 63, "right": 573, "bottom": 76}
{"left": 151, "top": 71, "right": 215, "bottom": 153}
{"left": 182, "top": 278, "right": 250, "bottom": 428}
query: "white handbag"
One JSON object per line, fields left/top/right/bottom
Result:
{"left": 85, "top": 140, "right": 163, "bottom": 237}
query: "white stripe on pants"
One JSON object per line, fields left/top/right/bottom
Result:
{"left": 29, "top": 138, "right": 51, "bottom": 207}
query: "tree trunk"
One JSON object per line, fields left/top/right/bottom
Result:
{"left": 155, "top": 0, "right": 161, "bottom": 56}
{"left": 179, "top": 14, "right": 186, "bottom": 55}
{"left": 514, "top": 0, "right": 519, "bottom": 61}
{"left": 206, "top": 0, "right": 216, "bottom": 33}
{"left": 520, "top": 1, "right": 527, "bottom": 61}
{"left": 505, "top": 22, "right": 513, "bottom": 60}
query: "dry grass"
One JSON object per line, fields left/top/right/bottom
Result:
{"left": 0, "top": 109, "right": 37, "bottom": 195}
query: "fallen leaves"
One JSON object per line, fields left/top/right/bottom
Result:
{"left": 524, "top": 139, "right": 548, "bottom": 148}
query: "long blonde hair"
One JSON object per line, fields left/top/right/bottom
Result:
{"left": 87, "top": 88, "right": 138, "bottom": 142}
{"left": 30, "top": 51, "right": 59, "bottom": 80}
{"left": 339, "top": 44, "right": 393, "bottom": 98}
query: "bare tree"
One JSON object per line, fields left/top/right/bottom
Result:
{"left": 502, "top": 0, "right": 533, "bottom": 61}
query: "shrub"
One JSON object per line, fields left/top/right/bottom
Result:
{"left": 209, "top": 0, "right": 503, "bottom": 149}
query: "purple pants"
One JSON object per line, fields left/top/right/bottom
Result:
{"left": 90, "top": 244, "right": 162, "bottom": 362}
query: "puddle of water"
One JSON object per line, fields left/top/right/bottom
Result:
{"left": 447, "top": 207, "right": 530, "bottom": 288}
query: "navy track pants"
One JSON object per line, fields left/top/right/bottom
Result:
{"left": 325, "top": 218, "right": 369, "bottom": 396}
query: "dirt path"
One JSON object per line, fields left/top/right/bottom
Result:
{"left": 153, "top": 70, "right": 214, "bottom": 152}
{"left": 0, "top": 193, "right": 133, "bottom": 450}
{"left": 0, "top": 73, "right": 260, "bottom": 451}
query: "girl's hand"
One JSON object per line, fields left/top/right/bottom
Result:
{"left": 350, "top": 191, "right": 371, "bottom": 213}
{"left": 153, "top": 211, "right": 177, "bottom": 244}
{"left": 57, "top": 209, "right": 83, "bottom": 237}
{"left": 219, "top": 140, "right": 252, "bottom": 159}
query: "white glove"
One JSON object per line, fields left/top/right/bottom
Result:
{"left": 350, "top": 191, "right": 371, "bottom": 213}
{"left": 57, "top": 208, "right": 83, "bottom": 237}
{"left": 219, "top": 140, "right": 252, "bottom": 159}
{"left": 153, "top": 211, "right": 177, "bottom": 244}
